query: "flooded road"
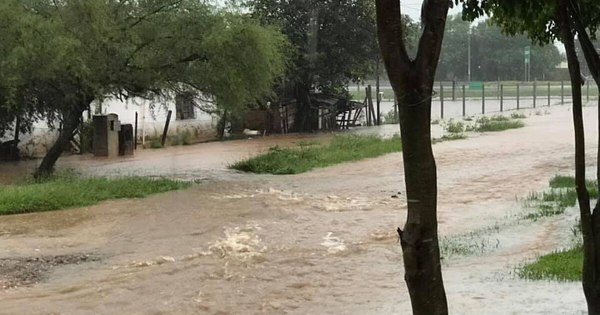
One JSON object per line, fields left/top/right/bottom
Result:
{"left": 0, "top": 106, "right": 595, "bottom": 314}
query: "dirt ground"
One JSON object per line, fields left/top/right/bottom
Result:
{"left": 0, "top": 105, "right": 595, "bottom": 314}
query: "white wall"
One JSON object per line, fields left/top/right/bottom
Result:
{"left": 2, "top": 96, "right": 218, "bottom": 157}
{"left": 97, "top": 97, "right": 218, "bottom": 140}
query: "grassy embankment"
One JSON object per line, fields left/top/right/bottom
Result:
{"left": 231, "top": 134, "right": 401, "bottom": 175}
{"left": 233, "top": 112, "right": 527, "bottom": 175}
{"left": 0, "top": 173, "right": 191, "bottom": 215}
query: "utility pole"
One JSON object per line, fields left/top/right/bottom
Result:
{"left": 524, "top": 46, "right": 531, "bottom": 81}
{"left": 468, "top": 28, "right": 471, "bottom": 82}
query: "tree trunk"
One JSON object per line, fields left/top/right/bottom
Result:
{"left": 376, "top": 0, "right": 449, "bottom": 314}
{"left": 218, "top": 110, "right": 228, "bottom": 140}
{"left": 397, "top": 80, "right": 448, "bottom": 315}
{"left": 34, "top": 108, "right": 84, "bottom": 179}
{"left": 559, "top": 1, "right": 600, "bottom": 313}
{"left": 295, "top": 83, "right": 317, "bottom": 132}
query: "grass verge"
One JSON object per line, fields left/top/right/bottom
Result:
{"left": 519, "top": 246, "right": 582, "bottom": 281}
{"left": 518, "top": 175, "right": 597, "bottom": 282}
{"left": 524, "top": 175, "right": 598, "bottom": 220}
{"left": 230, "top": 134, "right": 402, "bottom": 174}
{"left": 0, "top": 175, "right": 191, "bottom": 215}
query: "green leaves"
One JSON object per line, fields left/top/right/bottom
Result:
{"left": 248, "top": 0, "right": 378, "bottom": 95}
{"left": 0, "top": 0, "right": 289, "bottom": 135}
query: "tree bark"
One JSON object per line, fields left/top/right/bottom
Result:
{"left": 559, "top": 1, "right": 600, "bottom": 313}
{"left": 376, "top": 0, "right": 449, "bottom": 314}
{"left": 218, "top": 110, "right": 228, "bottom": 140}
{"left": 34, "top": 107, "right": 84, "bottom": 179}
{"left": 295, "top": 83, "right": 317, "bottom": 132}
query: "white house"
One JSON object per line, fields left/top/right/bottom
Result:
{"left": 3, "top": 95, "right": 219, "bottom": 158}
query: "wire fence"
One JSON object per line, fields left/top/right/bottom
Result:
{"left": 353, "top": 81, "right": 600, "bottom": 121}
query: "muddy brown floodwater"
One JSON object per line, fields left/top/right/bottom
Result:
{"left": 0, "top": 106, "right": 595, "bottom": 314}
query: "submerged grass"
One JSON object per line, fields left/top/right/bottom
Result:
{"left": 519, "top": 246, "right": 583, "bottom": 282}
{"left": 440, "top": 224, "right": 502, "bottom": 259}
{"left": 475, "top": 116, "right": 525, "bottom": 132}
{"left": 230, "top": 134, "right": 402, "bottom": 175}
{"left": 525, "top": 175, "right": 598, "bottom": 221}
{"left": 0, "top": 173, "right": 191, "bottom": 215}
{"left": 519, "top": 175, "right": 596, "bottom": 282}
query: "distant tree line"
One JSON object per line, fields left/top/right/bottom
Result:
{"left": 376, "top": 14, "right": 565, "bottom": 82}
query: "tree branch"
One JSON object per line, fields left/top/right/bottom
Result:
{"left": 415, "top": 0, "right": 450, "bottom": 79}
{"left": 376, "top": 0, "right": 413, "bottom": 86}
{"left": 568, "top": 0, "right": 600, "bottom": 85}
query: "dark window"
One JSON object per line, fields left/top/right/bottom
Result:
{"left": 175, "top": 93, "right": 196, "bottom": 120}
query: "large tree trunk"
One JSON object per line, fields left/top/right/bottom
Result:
{"left": 396, "top": 79, "right": 447, "bottom": 315}
{"left": 559, "top": 1, "right": 600, "bottom": 313}
{"left": 34, "top": 107, "right": 85, "bottom": 179}
{"left": 294, "top": 82, "right": 317, "bottom": 132}
{"left": 376, "top": 0, "right": 449, "bottom": 314}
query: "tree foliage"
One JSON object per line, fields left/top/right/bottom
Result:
{"left": 0, "top": 0, "right": 288, "bottom": 175}
{"left": 436, "top": 14, "right": 563, "bottom": 81}
{"left": 248, "top": 0, "right": 377, "bottom": 95}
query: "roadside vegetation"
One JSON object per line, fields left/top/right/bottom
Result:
{"left": 231, "top": 134, "right": 402, "bottom": 174}
{"left": 519, "top": 175, "right": 597, "bottom": 282}
{"left": 0, "top": 173, "right": 191, "bottom": 215}
{"left": 524, "top": 175, "right": 598, "bottom": 221}
{"left": 474, "top": 115, "right": 525, "bottom": 132}
{"left": 519, "top": 246, "right": 583, "bottom": 281}
{"left": 234, "top": 113, "right": 528, "bottom": 176}
{"left": 441, "top": 114, "right": 525, "bottom": 140}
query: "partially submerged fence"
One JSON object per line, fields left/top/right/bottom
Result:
{"left": 353, "top": 81, "right": 600, "bottom": 121}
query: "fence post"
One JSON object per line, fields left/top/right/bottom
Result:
{"left": 462, "top": 85, "right": 466, "bottom": 117}
{"left": 533, "top": 80, "right": 537, "bottom": 108}
{"left": 587, "top": 80, "right": 590, "bottom": 103}
{"left": 482, "top": 83, "right": 485, "bottom": 114}
{"left": 452, "top": 80, "right": 456, "bottom": 101}
{"left": 561, "top": 81, "right": 564, "bottom": 105}
{"left": 500, "top": 84, "right": 504, "bottom": 112}
{"left": 548, "top": 82, "right": 551, "bottom": 106}
{"left": 517, "top": 83, "right": 520, "bottom": 110}
{"left": 440, "top": 83, "right": 444, "bottom": 119}
{"left": 497, "top": 80, "right": 500, "bottom": 100}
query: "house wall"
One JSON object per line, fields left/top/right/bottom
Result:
{"left": 1, "top": 96, "right": 218, "bottom": 158}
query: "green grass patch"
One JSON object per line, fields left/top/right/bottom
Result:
{"left": 230, "top": 134, "right": 402, "bottom": 175}
{"left": 444, "top": 120, "right": 465, "bottom": 134}
{"left": 519, "top": 246, "right": 582, "bottom": 281}
{"left": 475, "top": 116, "right": 525, "bottom": 132}
{"left": 525, "top": 176, "right": 598, "bottom": 220}
{"left": 488, "top": 115, "right": 512, "bottom": 122}
{"left": 433, "top": 133, "right": 467, "bottom": 144}
{"left": 0, "top": 174, "right": 191, "bottom": 215}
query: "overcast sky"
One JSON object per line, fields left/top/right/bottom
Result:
{"left": 400, "top": 0, "right": 463, "bottom": 22}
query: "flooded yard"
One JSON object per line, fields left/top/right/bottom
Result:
{"left": 0, "top": 106, "right": 594, "bottom": 314}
